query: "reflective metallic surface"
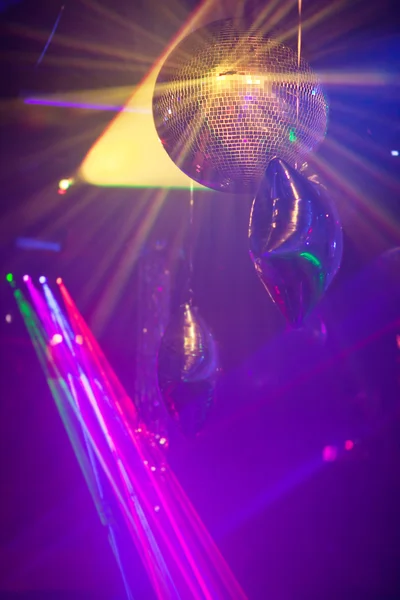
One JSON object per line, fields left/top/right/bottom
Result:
{"left": 153, "top": 19, "right": 327, "bottom": 194}
{"left": 249, "top": 158, "right": 343, "bottom": 327}
{"left": 133, "top": 241, "right": 171, "bottom": 448}
{"left": 157, "top": 303, "right": 219, "bottom": 436}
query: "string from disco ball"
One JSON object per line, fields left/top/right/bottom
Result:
{"left": 295, "top": 0, "right": 302, "bottom": 169}
{"left": 186, "top": 179, "right": 195, "bottom": 305}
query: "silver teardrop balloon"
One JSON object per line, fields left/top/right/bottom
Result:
{"left": 249, "top": 157, "right": 343, "bottom": 327}
{"left": 157, "top": 303, "right": 219, "bottom": 436}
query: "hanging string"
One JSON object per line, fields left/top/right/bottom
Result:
{"left": 186, "top": 180, "right": 195, "bottom": 305}
{"left": 295, "top": 0, "right": 302, "bottom": 169}
{"left": 35, "top": 4, "right": 65, "bottom": 68}
{"left": 297, "top": 0, "right": 302, "bottom": 70}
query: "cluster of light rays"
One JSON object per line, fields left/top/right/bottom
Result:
{"left": 4, "top": 0, "right": 396, "bottom": 224}
{"left": 9, "top": 273, "right": 247, "bottom": 600}
{"left": 3, "top": 0, "right": 399, "bottom": 383}
{"left": 9, "top": 0, "right": 390, "bottom": 188}
{"left": 2, "top": 8, "right": 398, "bottom": 590}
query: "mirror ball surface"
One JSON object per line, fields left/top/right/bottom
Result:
{"left": 153, "top": 19, "right": 328, "bottom": 193}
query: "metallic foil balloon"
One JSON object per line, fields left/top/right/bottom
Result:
{"left": 157, "top": 304, "right": 219, "bottom": 436}
{"left": 249, "top": 157, "right": 343, "bottom": 327}
{"left": 153, "top": 19, "right": 328, "bottom": 194}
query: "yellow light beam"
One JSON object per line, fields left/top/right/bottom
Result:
{"left": 79, "top": 0, "right": 239, "bottom": 189}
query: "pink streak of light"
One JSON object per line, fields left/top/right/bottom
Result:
{"left": 58, "top": 286, "right": 217, "bottom": 599}
{"left": 58, "top": 281, "right": 137, "bottom": 424}
{"left": 25, "top": 278, "right": 59, "bottom": 339}
{"left": 39, "top": 289, "right": 171, "bottom": 597}
{"left": 58, "top": 280, "right": 248, "bottom": 600}
{"left": 34, "top": 279, "right": 216, "bottom": 599}
{"left": 168, "top": 468, "right": 248, "bottom": 599}
{"left": 19, "top": 288, "right": 170, "bottom": 597}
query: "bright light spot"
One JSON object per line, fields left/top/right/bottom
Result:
{"left": 142, "top": 328, "right": 148, "bottom": 333}
{"left": 50, "top": 333, "right": 63, "bottom": 346}
{"left": 160, "top": 466, "right": 166, "bottom": 472}
{"left": 6, "top": 273, "right": 13, "bottom": 282}
{"left": 247, "top": 79, "right": 252, "bottom": 84}
{"left": 154, "top": 505, "right": 160, "bottom": 512}
{"left": 396, "top": 334, "right": 400, "bottom": 349}
{"left": 150, "top": 466, "right": 156, "bottom": 472}
{"left": 391, "top": 150, "right": 399, "bottom": 156}
{"left": 23, "top": 275, "right": 29, "bottom": 282}
{"left": 137, "top": 427, "right": 142, "bottom": 433}
{"left": 56, "top": 277, "right": 62, "bottom": 285}
{"left": 143, "top": 460, "right": 149, "bottom": 466}
{"left": 5, "top": 314, "right": 12, "bottom": 323}
{"left": 322, "top": 445, "right": 338, "bottom": 462}
{"left": 159, "top": 437, "right": 167, "bottom": 445}
{"left": 39, "top": 276, "right": 46, "bottom": 284}
{"left": 344, "top": 440, "right": 354, "bottom": 451}
{"left": 75, "top": 334, "right": 84, "bottom": 345}
{"left": 58, "top": 177, "right": 74, "bottom": 191}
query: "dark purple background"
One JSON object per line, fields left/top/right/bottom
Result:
{"left": 0, "top": 0, "right": 400, "bottom": 598}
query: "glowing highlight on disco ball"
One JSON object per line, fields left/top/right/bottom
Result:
{"left": 153, "top": 19, "right": 328, "bottom": 193}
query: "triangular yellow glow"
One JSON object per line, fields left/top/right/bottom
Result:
{"left": 79, "top": 0, "right": 236, "bottom": 190}
{"left": 79, "top": 70, "right": 207, "bottom": 190}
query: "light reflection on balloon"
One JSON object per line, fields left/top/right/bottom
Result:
{"left": 249, "top": 157, "right": 343, "bottom": 327}
{"left": 157, "top": 303, "right": 219, "bottom": 436}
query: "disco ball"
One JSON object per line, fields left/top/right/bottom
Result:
{"left": 153, "top": 19, "right": 328, "bottom": 194}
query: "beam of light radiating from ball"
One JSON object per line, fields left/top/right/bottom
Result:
{"left": 249, "top": 158, "right": 343, "bottom": 327}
